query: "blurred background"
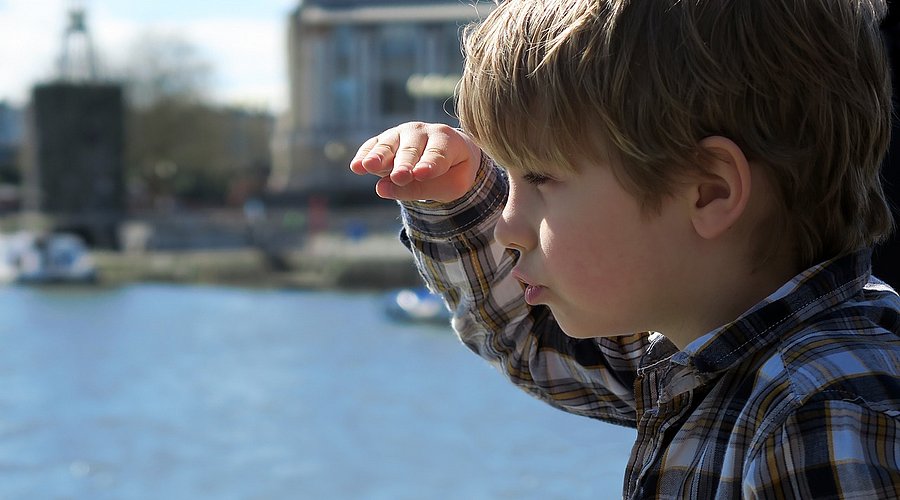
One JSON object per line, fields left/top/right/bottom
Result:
{"left": 0, "top": 0, "right": 635, "bottom": 498}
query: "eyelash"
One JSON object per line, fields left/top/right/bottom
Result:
{"left": 522, "top": 173, "right": 553, "bottom": 185}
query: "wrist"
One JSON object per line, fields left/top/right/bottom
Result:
{"left": 400, "top": 154, "right": 507, "bottom": 240}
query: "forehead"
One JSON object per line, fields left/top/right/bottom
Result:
{"left": 478, "top": 121, "right": 620, "bottom": 176}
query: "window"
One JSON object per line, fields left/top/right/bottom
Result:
{"left": 332, "top": 26, "right": 359, "bottom": 122}
{"left": 378, "top": 25, "right": 417, "bottom": 117}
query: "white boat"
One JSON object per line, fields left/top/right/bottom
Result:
{"left": 384, "top": 287, "right": 452, "bottom": 324}
{"left": 0, "top": 231, "right": 97, "bottom": 284}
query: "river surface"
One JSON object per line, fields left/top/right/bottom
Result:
{"left": 0, "top": 284, "right": 636, "bottom": 499}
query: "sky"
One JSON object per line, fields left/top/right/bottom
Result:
{"left": 0, "top": 0, "right": 297, "bottom": 112}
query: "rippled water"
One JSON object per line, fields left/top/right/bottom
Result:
{"left": 0, "top": 284, "right": 635, "bottom": 499}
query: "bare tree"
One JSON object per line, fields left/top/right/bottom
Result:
{"left": 123, "top": 31, "right": 213, "bottom": 109}
{"left": 120, "top": 32, "right": 272, "bottom": 209}
{"left": 121, "top": 32, "right": 228, "bottom": 207}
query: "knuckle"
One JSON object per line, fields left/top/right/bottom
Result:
{"left": 397, "top": 121, "right": 425, "bottom": 135}
{"left": 423, "top": 145, "right": 447, "bottom": 156}
{"left": 398, "top": 145, "right": 422, "bottom": 157}
{"left": 372, "top": 143, "right": 395, "bottom": 155}
{"left": 423, "top": 147, "right": 449, "bottom": 162}
{"left": 429, "top": 123, "right": 454, "bottom": 135}
{"left": 406, "top": 121, "right": 427, "bottom": 130}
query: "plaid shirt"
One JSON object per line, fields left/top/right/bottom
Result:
{"left": 399, "top": 158, "right": 900, "bottom": 499}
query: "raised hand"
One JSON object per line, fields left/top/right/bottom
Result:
{"left": 349, "top": 122, "right": 482, "bottom": 203}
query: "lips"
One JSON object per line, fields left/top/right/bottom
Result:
{"left": 523, "top": 284, "right": 546, "bottom": 305}
{"left": 512, "top": 269, "right": 546, "bottom": 306}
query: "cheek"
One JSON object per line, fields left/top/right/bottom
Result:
{"left": 542, "top": 225, "right": 610, "bottom": 287}
{"left": 543, "top": 216, "right": 639, "bottom": 293}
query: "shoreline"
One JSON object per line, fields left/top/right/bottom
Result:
{"left": 90, "top": 234, "right": 423, "bottom": 290}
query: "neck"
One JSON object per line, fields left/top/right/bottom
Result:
{"left": 663, "top": 252, "right": 798, "bottom": 351}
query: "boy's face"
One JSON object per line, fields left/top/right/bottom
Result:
{"left": 496, "top": 160, "right": 691, "bottom": 339}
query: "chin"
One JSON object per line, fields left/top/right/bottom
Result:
{"left": 554, "top": 317, "right": 598, "bottom": 339}
{"left": 563, "top": 330, "right": 599, "bottom": 339}
{"left": 555, "top": 312, "right": 631, "bottom": 339}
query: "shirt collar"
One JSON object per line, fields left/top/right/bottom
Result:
{"left": 684, "top": 249, "right": 874, "bottom": 375}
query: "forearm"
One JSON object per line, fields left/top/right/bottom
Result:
{"left": 400, "top": 157, "right": 645, "bottom": 425}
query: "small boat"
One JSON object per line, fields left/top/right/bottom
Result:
{"left": 0, "top": 231, "right": 97, "bottom": 285}
{"left": 384, "top": 287, "right": 452, "bottom": 324}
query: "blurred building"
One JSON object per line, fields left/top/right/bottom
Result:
{"left": 0, "top": 101, "right": 22, "bottom": 175}
{"left": 21, "top": 6, "right": 126, "bottom": 248}
{"left": 0, "top": 102, "right": 23, "bottom": 211}
{"left": 25, "top": 83, "right": 126, "bottom": 248}
{"left": 271, "top": 0, "right": 495, "bottom": 201}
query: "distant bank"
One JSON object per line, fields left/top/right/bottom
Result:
{"left": 91, "top": 234, "right": 423, "bottom": 290}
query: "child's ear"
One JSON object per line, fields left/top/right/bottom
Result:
{"left": 688, "top": 136, "right": 752, "bottom": 240}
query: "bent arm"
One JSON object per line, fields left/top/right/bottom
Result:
{"left": 400, "top": 157, "right": 648, "bottom": 426}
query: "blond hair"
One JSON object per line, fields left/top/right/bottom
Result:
{"left": 458, "top": 0, "right": 894, "bottom": 269}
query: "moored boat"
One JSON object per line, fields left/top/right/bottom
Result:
{"left": 384, "top": 287, "right": 451, "bottom": 324}
{"left": 0, "top": 231, "right": 97, "bottom": 285}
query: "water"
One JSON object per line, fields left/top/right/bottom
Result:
{"left": 0, "top": 284, "right": 636, "bottom": 499}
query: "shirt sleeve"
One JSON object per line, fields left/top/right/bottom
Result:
{"left": 743, "top": 398, "right": 900, "bottom": 499}
{"left": 399, "top": 156, "right": 648, "bottom": 427}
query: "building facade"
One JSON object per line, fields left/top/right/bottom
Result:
{"left": 271, "top": 0, "right": 494, "bottom": 199}
{"left": 25, "top": 83, "right": 126, "bottom": 248}
{"left": 0, "top": 101, "right": 22, "bottom": 165}
{"left": 0, "top": 101, "right": 23, "bottom": 211}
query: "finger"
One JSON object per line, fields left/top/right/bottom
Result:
{"left": 375, "top": 176, "right": 401, "bottom": 200}
{"left": 411, "top": 127, "right": 473, "bottom": 182}
{"left": 349, "top": 137, "right": 379, "bottom": 175}
{"left": 376, "top": 162, "right": 477, "bottom": 203}
{"left": 389, "top": 128, "right": 428, "bottom": 187}
{"left": 361, "top": 131, "right": 401, "bottom": 177}
{"left": 376, "top": 176, "right": 456, "bottom": 202}
{"left": 376, "top": 176, "right": 432, "bottom": 201}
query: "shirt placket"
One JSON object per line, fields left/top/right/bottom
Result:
{"left": 625, "top": 364, "right": 696, "bottom": 499}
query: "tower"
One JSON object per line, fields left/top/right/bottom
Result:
{"left": 24, "top": 2, "right": 125, "bottom": 249}
{"left": 57, "top": 0, "right": 100, "bottom": 82}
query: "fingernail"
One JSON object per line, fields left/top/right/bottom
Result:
{"left": 391, "top": 167, "right": 412, "bottom": 185}
{"left": 412, "top": 163, "right": 432, "bottom": 180}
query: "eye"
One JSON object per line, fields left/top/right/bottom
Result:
{"left": 522, "top": 173, "right": 554, "bottom": 186}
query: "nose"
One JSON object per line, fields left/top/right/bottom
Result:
{"left": 494, "top": 179, "right": 536, "bottom": 253}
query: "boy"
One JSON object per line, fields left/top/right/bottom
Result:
{"left": 351, "top": 0, "right": 900, "bottom": 497}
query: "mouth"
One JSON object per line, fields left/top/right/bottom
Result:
{"left": 512, "top": 270, "right": 546, "bottom": 306}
